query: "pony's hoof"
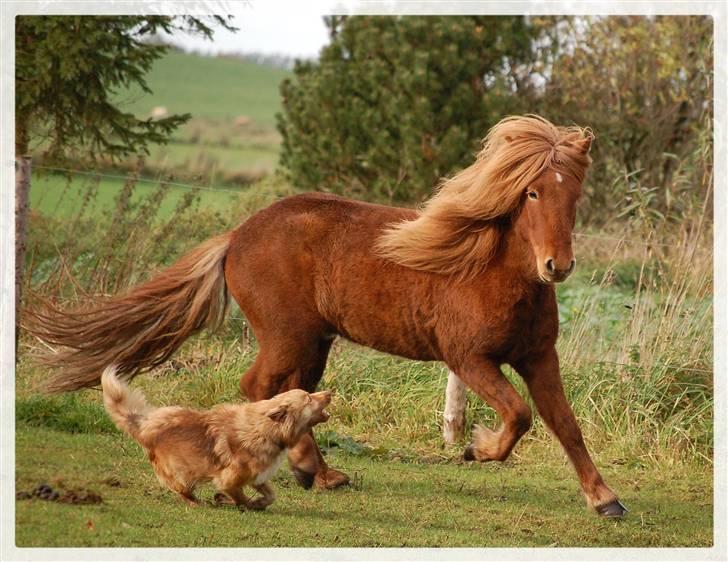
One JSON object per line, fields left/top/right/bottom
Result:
{"left": 291, "top": 467, "right": 315, "bottom": 489}
{"left": 596, "top": 499, "right": 629, "bottom": 518}
{"left": 463, "top": 444, "right": 476, "bottom": 461}
{"left": 315, "top": 468, "right": 351, "bottom": 490}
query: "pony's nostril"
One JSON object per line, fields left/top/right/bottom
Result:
{"left": 545, "top": 258, "right": 555, "bottom": 274}
{"left": 568, "top": 259, "right": 576, "bottom": 274}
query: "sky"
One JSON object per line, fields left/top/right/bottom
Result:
{"left": 167, "top": 3, "right": 332, "bottom": 59}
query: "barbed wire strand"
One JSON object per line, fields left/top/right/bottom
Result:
{"left": 593, "top": 359, "right": 711, "bottom": 375}
{"left": 32, "top": 164, "right": 245, "bottom": 195}
{"left": 31, "top": 164, "right": 696, "bottom": 249}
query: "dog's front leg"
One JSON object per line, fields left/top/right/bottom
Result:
{"left": 248, "top": 482, "right": 276, "bottom": 510}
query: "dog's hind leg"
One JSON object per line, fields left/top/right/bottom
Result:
{"left": 178, "top": 490, "right": 200, "bottom": 507}
{"left": 152, "top": 459, "right": 200, "bottom": 507}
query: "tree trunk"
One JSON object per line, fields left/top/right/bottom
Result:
{"left": 15, "top": 155, "right": 31, "bottom": 334}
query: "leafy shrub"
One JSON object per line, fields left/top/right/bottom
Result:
{"left": 277, "top": 16, "right": 539, "bottom": 202}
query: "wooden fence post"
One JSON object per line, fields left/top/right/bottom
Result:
{"left": 15, "top": 156, "right": 31, "bottom": 334}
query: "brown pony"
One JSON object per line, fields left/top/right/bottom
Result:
{"left": 27, "top": 115, "right": 627, "bottom": 517}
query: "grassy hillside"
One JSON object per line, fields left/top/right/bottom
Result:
{"left": 31, "top": 50, "right": 292, "bottom": 217}
{"left": 116, "top": 49, "right": 291, "bottom": 127}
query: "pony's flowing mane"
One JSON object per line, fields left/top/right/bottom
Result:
{"left": 375, "top": 114, "right": 594, "bottom": 278}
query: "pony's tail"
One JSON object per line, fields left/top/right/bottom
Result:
{"left": 24, "top": 232, "right": 232, "bottom": 392}
{"left": 101, "top": 365, "right": 153, "bottom": 442}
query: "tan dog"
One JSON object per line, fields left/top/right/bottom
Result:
{"left": 101, "top": 366, "right": 331, "bottom": 510}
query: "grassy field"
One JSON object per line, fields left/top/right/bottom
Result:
{"left": 14, "top": 338, "right": 713, "bottom": 548}
{"left": 15, "top": 221, "right": 714, "bottom": 548}
{"left": 30, "top": 170, "right": 243, "bottom": 219}
{"left": 14, "top": 427, "right": 711, "bottom": 548}
{"left": 17, "top": 167, "right": 713, "bottom": 547}
{"left": 31, "top": 50, "right": 289, "bottom": 208}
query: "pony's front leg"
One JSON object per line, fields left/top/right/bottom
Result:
{"left": 454, "top": 358, "right": 532, "bottom": 462}
{"left": 513, "top": 347, "right": 628, "bottom": 517}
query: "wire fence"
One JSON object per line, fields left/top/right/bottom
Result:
{"left": 33, "top": 164, "right": 246, "bottom": 195}
{"left": 23, "top": 165, "right": 713, "bottom": 377}
{"left": 31, "top": 164, "right": 694, "bottom": 250}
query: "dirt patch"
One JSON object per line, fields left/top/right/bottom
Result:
{"left": 17, "top": 483, "right": 103, "bottom": 505}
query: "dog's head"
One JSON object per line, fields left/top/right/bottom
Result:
{"left": 265, "top": 389, "right": 332, "bottom": 444}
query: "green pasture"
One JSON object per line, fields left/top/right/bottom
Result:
{"left": 144, "top": 137, "right": 279, "bottom": 181}
{"left": 116, "top": 49, "right": 290, "bottom": 128}
{"left": 14, "top": 335, "right": 713, "bottom": 548}
{"left": 105, "top": 49, "right": 289, "bottom": 183}
{"left": 29, "top": 170, "right": 243, "bottom": 219}
{"left": 14, "top": 425, "right": 711, "bottom": 548}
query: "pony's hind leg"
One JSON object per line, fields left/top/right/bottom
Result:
{"left": 443, "top": 371, "right": 467, "bottom": 444}
{"left": 452, "top": 357, "right": 532, "bottom": 462}
{"left": 239, "top": 335, "right": 350, "bottom": 490}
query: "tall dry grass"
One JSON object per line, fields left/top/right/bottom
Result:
{"left": 17, "top": 144, "right": 713, "bottom": 470}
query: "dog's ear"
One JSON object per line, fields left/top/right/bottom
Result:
{"left": 266, "top": 404, "right": 288, "bottom": 423}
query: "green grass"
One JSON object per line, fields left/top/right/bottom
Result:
{"left": 15, "top": 324, "right": 713, "bottom": 547}
{"left": 145, "top": 137, "right": 279, "bottom": 181}
{"left": 116, "top": 50, "right": 290, "bottom": 127}
{"left": 14, "top": 425, "right": 712, "bottom": 547}
{"left": 31, "top": 50, "right": 290, "bottom": 188}
{"left": 30, "top": 170, "right": 244, "bottom": 219}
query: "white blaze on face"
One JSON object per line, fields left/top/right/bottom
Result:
{"left": 555, "top": 172, "right": 563, "bottom": 183}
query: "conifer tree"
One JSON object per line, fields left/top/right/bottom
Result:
{"left": 14, "top": 15, "right": 234, "bottom": 323}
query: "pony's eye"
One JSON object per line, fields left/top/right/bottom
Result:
{"left": 527, "top": 191, "right": 538, "bottom": 200}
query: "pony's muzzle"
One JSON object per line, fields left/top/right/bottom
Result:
{"left": 543, "top": 257, "right": 576, "bottom": 282}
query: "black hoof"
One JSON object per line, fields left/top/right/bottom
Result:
{"left": 463, "top": 444, "right": 476, "bottom": 461}
{"left": 291, "top": 467, "right": 315, "bottom": 490}
{"left": 596, "top": 499, "right": 629, "bottom": 518}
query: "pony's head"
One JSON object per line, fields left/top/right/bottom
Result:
{"left": 506, "top": 119, "right": 593, "bottom": 283}
{"left": 376, "top": 114, "right": 593, "bottom": 282}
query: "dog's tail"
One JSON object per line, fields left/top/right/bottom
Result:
{"left": 24, "top": 232, "right": 232, "bottom": 392}
{"left": 101, "top": 365, "right": 153, "bottom": 441}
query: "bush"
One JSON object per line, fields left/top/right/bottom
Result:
{"left": 277, "top": 16, "right": 539, "bottom": 202}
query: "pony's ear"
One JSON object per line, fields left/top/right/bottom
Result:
{"left": 267, "top": 404, "right": 288, "bottom": 423}
{"left": 576, "top": 135, "right": 593, "bottom": 155}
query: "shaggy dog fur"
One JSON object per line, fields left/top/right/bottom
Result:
{"left": 101, "top": 366, "right": 331, "bottom": 510}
